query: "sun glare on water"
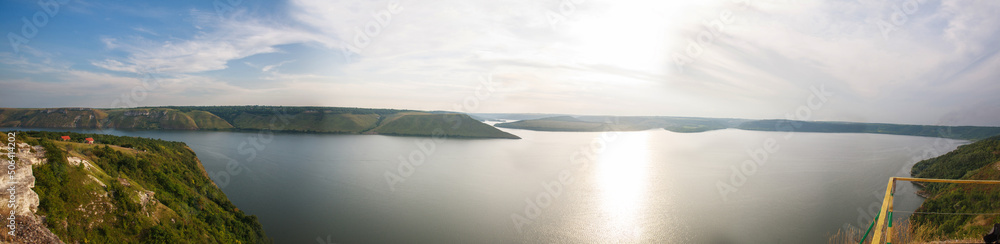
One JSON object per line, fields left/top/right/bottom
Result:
{"left": 595, "top": 131, "right": 652, "bottom": 240}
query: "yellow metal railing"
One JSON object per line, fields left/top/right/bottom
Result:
{"left": 868, "top": 177, "right": 1000, "bottom": 244}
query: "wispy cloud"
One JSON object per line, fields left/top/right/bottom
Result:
{"left": 261, "top": 60, "right": 294, "bottom": 73}
{"left": 93, "top": 9, "right": 331, "bottom": 74}
{"left": 1, "top": 0, "right": 999, "bottom": 125}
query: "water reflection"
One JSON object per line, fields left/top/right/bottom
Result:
{"left": 596, "top": 131, "right": 651, "bottom": 241}
{"left": 4, "top": 128, "right": 961, "bottom": 242}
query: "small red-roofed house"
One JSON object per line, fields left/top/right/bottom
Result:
{"left": 85, "top": 138, "right": 94, "bottom": 144}
{"left": 60, "top": 136, "right": 71, "bottom": 141}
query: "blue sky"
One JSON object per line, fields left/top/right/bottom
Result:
{"left": 1, "top": 0, "right": 999, "bottom": 126}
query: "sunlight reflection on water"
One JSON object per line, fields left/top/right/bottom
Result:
{"left": 596, "top": 131, "right": 651, "bottom": 241}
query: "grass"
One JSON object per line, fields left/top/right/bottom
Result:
{"left": 495, "top": 119, "right": 608, "bottom": 131}
{"left": 17, "top": 131, "right": 270, "bottom": 243}
{"left": 1, "top": 106, "right": 521, "bottom": 138}
{"left": 103, "top": 108, "right": 203, "bottom": 129}
{"left": 231, "top": 112, "right": 379, "bottom": 133}
{"left": 828, "top": 219, "right": 913, "bottom": 244}
{"left": 0, "top": 108, "right": 105, "bottom": 128}
{"left": 184, "top": 110, "right": 234, "bottom": 129}
{"left": 904, "top": 136, "right": 1000, "bottom": 242}
{"left": 373, "top": 113, "right": 520, "bottom": 139}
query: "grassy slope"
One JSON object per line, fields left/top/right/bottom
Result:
{"left": 908, "top": 136, "right": 1000, "bottom": 241}
{"left": 373, "top": 113, "right": 520, "bottom": 139}
{"left": 19, "top": 131, "right": 270, "bottom": 243}
{"left": 0, "top": 106, "right": 519, "bottom": 139}
{"left": 0, "top": 108, "right": 106, "bottom": 128}
{"left": 6, "top": 107, "right": 1000, "bottom": 139}
{"left": 185, "top": 110, "right": 234, "bottom": 130}
{"left": 495, "top": 116, "right": 608, "bottom": 131}
{"left": 0, "top": 107, "right": 232, "bottom": 130}
{"left": 230, "top": 112, "right": 378, "bottom": 133}
{"left": 103, "top": 108, "right": 200, "bottom": 130}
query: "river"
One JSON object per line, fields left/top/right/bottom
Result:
{"left": 3, "top": 127, "right": 965, "bottom": 243}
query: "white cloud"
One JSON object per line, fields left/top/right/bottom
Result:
{"left": 261, "top": 60, "right": 294, "bottom": 73}
{"left": 4, "top": 0, "right": 1000, "bottom": 125}
{"left": 94, "top": 10, "right": 331, "bottom": 74}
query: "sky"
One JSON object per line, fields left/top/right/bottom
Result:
{"left": 0, "top": 0, "right": 998, "bottom": 126}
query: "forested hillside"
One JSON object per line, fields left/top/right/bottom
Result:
{"left": 11, "top": 131, "right": 270, "bottom": 243}
{"left": 909, "top": 136, "right": 1000, "bottom": 241}
{"left": 0, "top": 106, "right": 520, "bottom": 139}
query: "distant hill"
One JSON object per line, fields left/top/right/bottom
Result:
{"left": 494, "top": 116, "right": 611, "bottom": 132}
{"left": 0, "top": 107, "right": 232, "bottom": 130}
{"left": 494, "top": 115, "right": 1000, "bottom": 140}
{"left": 2, "top": 131, "right": 269, "bottom": 243}
{"left": 495, "top": 115, "right": 745, "bottom": 133}
{"left": 737, "top": 120, "right": 1000, "bottom": 140}
{"left": 372, "top": 112, "right": 520, "bottom": 139}
{"left": 908, "top": 135, "right": 1000, "bottom": 241}
{"left": 0, "top": 106, "right": 519, "bottom": 139}
{"left": 469, "top": 113, "right": 570, "bottom": 122}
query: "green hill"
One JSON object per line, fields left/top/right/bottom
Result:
{"left": 104, "top": 108, "right": 204, "bottom": 130}
{"left": 229, "top": 112, "right": 378, "bottom": 133}
{"left": 373, "top": 113, "right": 520, "bottom": 139}
{"left": 908, "top": 135, "right": 1000, "bottom": 241}
{"left": 494, "top": 116, "right": 610, "bottom": 132}
{"left": 0, "top": 106, "right": 519, "bottom": 139}
{"left": 0, "top": 107, "right": 233, "bottom": 130}
{"left": 0, "top": 108, "right": 107, "bottom": 128}
{"left": 8, "top": 131, "right": 269, "bottom": 243}
{"left": 184, "top": 110, "right": 235, "bottom": 130}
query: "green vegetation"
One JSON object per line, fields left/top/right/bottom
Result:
{"left": 0, "top": 108, "right": 107, "bottom": 128}
{"left": 494, "top": 116, "right": 1000, "bottom": 140}
{"left": 230, "top": 112, "right": 378, "bottom": 133}
{"left": 101, "top": 108, "right": 230, "bottom": 130}
{"left": 908, "top": 136, "right": 1000, "bottom": 241}
{"left": 0, "top": 106, "right": 519, "bottom": 139}
{"left": 493, "top": 116, "right": 611, "bottom": 132}
{"left": 184, "top": 110, "right": 235, "bottom": 130}
{"left": 373, "top": 113, "right": 520, "bottom": 139}
{"left": 19, "top": 131, "right": 269, "bottom": 243}
{"left": 0, "top": 107, "right": 230, "bottom": 130}
{"left": 163, "top": 105, "right": 405, "bottom": 122}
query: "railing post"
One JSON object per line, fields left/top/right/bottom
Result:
{"left": 887, "top": 177, "right": 895, "bottom": 244}
{"left": 866, "top": 177, "right": 1000, "bottom": 244}
{"left": 872, "top": 177, "right": 896, "bottom": 244}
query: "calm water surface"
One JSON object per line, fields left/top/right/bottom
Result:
{"left": 5, "top": 127, "right": 965, "bottom": 243}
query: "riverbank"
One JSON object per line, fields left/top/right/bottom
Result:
{"left": 907, "top": 135, "right": 1000, "bottom": 241}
